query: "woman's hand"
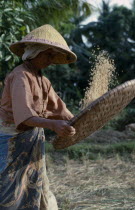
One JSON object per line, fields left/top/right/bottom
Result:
{"left": 23, "top": 117, "right": 76, "bottom": 137}
{"left": 51, "top": 120, "right": 76, "bottom": 137}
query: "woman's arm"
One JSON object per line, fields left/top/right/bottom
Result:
{"left": 23, "top": 116, "right": 76, "bottom": 137}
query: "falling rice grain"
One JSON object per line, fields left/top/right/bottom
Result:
{"left": 80, "top": 51, "right": 118, "bottom": 110}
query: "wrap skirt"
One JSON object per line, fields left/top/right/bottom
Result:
{"left": 0, "top": 127, "right": 58, "bottom": 210}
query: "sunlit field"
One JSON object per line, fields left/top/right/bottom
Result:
{"left": 46, "top": 129, "right": 135, "bottom": 210}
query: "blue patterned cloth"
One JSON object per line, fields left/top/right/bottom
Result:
{"left": 0, "top": 134, "right": 14, "bottom": 174}
{"left": 0, "top": 127, "right": 58, "bottom": 210}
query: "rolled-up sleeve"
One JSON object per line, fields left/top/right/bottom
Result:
{"left": 44, "top": 80, "right": 74, "bottom": 120}
{"left": 10, "top": 72, "right": 38, "bottom": 129}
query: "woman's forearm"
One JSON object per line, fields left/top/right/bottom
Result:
{"left": 22, "top": 116, "right": 76, "bottom": 137}
{"left": 22, "top": 116, "right": 55, "bottom": 131}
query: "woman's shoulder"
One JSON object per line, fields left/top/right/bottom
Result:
{"left": 4, "top": 64, "right": 32, "bottom": 86}
{"left": 7, "top": 64, "right": 32, "bottom": 79}
{"left": 12, "top": 64, "right": 30, "bottom": 75}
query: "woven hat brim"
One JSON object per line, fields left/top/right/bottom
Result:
{"left": 53, "top": 79, "right": 135, "bottom": 150}
{"left": 9, "top": 40, "right": 77, "bottom": 64}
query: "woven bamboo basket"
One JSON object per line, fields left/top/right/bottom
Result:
{"left": 53, "top": 79, "right": 135, "bottom": 150}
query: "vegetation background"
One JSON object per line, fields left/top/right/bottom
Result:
{"left": 1, "top": 0, "right": 135, "bottom": 209}
{"left": 1, "top": 0, "right": 135, "bottom": 125}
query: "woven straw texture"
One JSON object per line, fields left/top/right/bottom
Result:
{"left": 9, "top": 24, "right": 77, "bottom": 64}
{"left": 53, "top": 79, "right": 135, "bottom": 150}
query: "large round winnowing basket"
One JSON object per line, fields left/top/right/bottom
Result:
{"left": 53, "top": 79, "right": 135, "bottom": 150}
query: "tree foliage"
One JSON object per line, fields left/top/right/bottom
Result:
{"left": 0, "top": 0, "right": 91, "bottom": 109}
{"left": 1, "top": 0, "right": 135, "bottom": 114}
{"left": 0, "top": 0, "right": 34, "bottom": 81}
{"left": 71, "top": 0, "right": 135, "bottom": 89}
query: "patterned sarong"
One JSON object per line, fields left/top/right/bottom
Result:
{"left": 0, "top": 127, "right": 58, "bottom": 210}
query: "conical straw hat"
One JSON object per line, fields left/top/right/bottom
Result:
{"left": 9, "top": 24, "right": 77, "bottom": 64}
{"left": 53, "top": 79, "right": 135, "bottom": 149}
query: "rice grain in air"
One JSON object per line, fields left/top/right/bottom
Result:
{"left": 80, "top": 51, "right": 118, "bottom": 110}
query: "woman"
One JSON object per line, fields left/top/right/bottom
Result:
{"left": 0, "top": 24, "right": 77, "bottom": 209}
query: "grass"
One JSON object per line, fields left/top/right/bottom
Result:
{"left": 45, "top": 141, "right": 135, "bottom": 160}
{"left": 45, "top": 129, "right": 135, "bottom": 209}
{"left": 47, "top": 154, "right": 135, "bottom": 209}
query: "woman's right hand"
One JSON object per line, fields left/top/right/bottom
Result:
{"left": 51, "top": 120, "right": 76, "bottom": 137}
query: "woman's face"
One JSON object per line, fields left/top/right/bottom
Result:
{"left": 33, "top": 48, "right": 58, "bottom": 69}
